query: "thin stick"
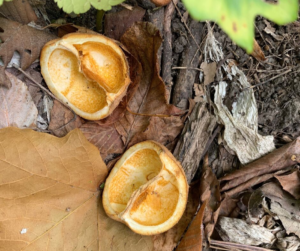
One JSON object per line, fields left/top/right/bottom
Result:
{"left": 243, "top": 68, "right": 292, "bottom": 90}
{"left": 172, "top": 66, "right": 203, "bottom": 72}
{"left": 172, "top": 0, "right": 201, "bottom": 51}
{"left": 13, "top": 64, "right": 77, "bottom": 131}
{"left": 120, "top": 3, "right": 133, "bottom": 10}
{"left": 13, "top": 64, "right": 74, "bottom": 112}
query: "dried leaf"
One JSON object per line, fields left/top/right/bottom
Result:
{"left": 80, "top": 122, "right": 124, "bottom": 161}
{"left": 0, "top": 0, "right": 37, "bottom": 24}
{"left": 176, "top": 200, "right": 208, "bottom": 251}
{"left": 200, "top": 62, "right": 216, "bottom": 86}
{"left": 48, "top": 100, "right": 83, "bottom": 137}
{"left": 116, "top": 22, "right": 183, "bottom": 146}
{"left": 0, "top": 127, "right": 107, "bottom": 249}
{"left": 263, "top": 20, "right": 285, "bottom": 41}
{"left": 260, "top": 182, "right": 300, "bottom": 238}
{"left": 275, "top": 170, "right": 300, "bottom": 199}
{"left": 129, "top": 116, "right": 184, "bottom": 150}
{"left": 200, "top": 156, "right": 221, "bottom": 241}
{"left": 251, "top": 39, "right": 266, "bottom": 61}
{"left": 0, "top": 66, "right": 11, "bottom": 88}
{"left": 0, "top": 71, "right": 37, "bottom": 128}
{"left": 0, "top": 17, "right": 55, "bottom": 69}
{"left": 216, "top": 217, "right": 275, "bottom": 246}
{"left": 220, "top": 137, "right": 300, "bottom": 192}
{"left": 104, "top": 6, "right": 146, "bottom": 41}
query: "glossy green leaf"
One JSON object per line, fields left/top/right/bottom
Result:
{"left": 182, "top": 0, "right": 298, "bottom": 52}
{"left": 55, "top": 0, "right": 125, "bottom": 14}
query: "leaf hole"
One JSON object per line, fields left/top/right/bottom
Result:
{"left": 0, "top": 27, "right": 3, "bottom": 33}
{"left": 25, "top": 49, "right": 31, "bottom": 55}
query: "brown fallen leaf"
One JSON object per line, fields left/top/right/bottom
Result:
{"left": 0, "top": 67, "right": 11, "bottom": 88}
{"left": 220, "top": 137, "right": 300, "bottom": 192}
{"left": 0, "top": 17, "right": 55, "bottom": 69}
{"left": 176, "top": 200, "right": 208, "bottom": 251}
{"left": 275, "top": 169, "right": 300, "bottom": 199}
{"left": 251, "top": 39, "right": 266, "bottom": 61}
{"left": 104, "top": 6, "right": 146, "bottom": 41}
{"left": 0, "top": 127, "right": 107, "bottom": 249}
{"left": 200, "top": 62, "right": 216, "bottom": 86}
{"left": 80, "top": 122, "right": 125, "bottom": 161}
{"left": 0, "top": 71, "right": 37, "bottom": 129}
{"left": 200, "top": 155, "right": 221, "bottom": 242}
{"left": 0, "top": 0, "right": 37, "bottom": 24}
{"left": 116, "top": 22, "right": 184, "bottom": 146}
{"left": 259, "top": 182, "right": 300, "bottom": 238}
{"left": 128, "top": 116, "right": 184, "bottom": 150}
{"left": 48, "top": 100, "right": 83, "bottom": 137}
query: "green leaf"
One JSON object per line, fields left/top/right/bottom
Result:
{"left": 55, "top": 0, "right": 125, "bottom": 14}
{"left": 0, "top": 0, "right": 13, "bottom": 6}
{"left": 182, "top": 0, "right": 298, "bottom": 53}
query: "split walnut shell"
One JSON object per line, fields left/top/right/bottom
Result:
{"left": 103, "top": 141, "right": 189, "bottom": 235}
{"left": 40, "top": 33, "right": 130, "bottom": 120}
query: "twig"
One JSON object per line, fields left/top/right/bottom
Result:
{"left": 172, "top": 0, "right": 201, "bottom": 51}
{"left": 120, "top": 3, "right": 133, "bottom": 10}
{"left": 172, "top": 66, "right": 203, "bottom": 72}
{"left": 162, "top": 0, "right": 178, "bottom": 101}
{"left": 12, "top": 64, "right": 77, "bottom": 130}
{"left": 243, "top": 68, "right": 292, "bottom": 90}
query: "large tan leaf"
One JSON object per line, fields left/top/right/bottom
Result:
{"left": 0, "top": 71, "right": 37, "bottom": 128}
{"left": 0, "top": 127, "right": 107, "bottom": 250}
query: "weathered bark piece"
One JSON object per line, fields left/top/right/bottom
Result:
{"left": 172, "top": 20, "right": 203, "bottom": 109}
{"left": 148, "top": 7, "right": 164, "bottom": 68}
{"left": 162, "top": 0, "right": 178, "bottom": 100}
{"left": 216, "top": 217, "right": 275, "bottom": 246}
{"left": 173, "top": 102, "right": 217, "bottom": 183}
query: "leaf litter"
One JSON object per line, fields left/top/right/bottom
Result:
{"left": 1, "top": 2, "right": 300, "bottom": 251}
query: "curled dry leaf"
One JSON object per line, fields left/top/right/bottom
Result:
{"left": 0, "top": 71, "right": 37, "bottom": 129}
{"left": 275, "top": 169, "right": 300, "bottom": 199}
{"left": 251, "top": 40, "right": 266, "bottom": 61}
{"left": 199, "top": 156, "right": 221, "bottom": 241}
{"left": 260, "top": 182, "right": 300, "bottom": 238}
{"left": 220, "top": 137, "right": 300, "bottom": 193}
{"left": 0, "top": 0, "right": 37, "bottom": 24}
{"left": 116, "top": 22, "right": 184, "bottom": 146}
{"left": 0, "top": 127, "right": 107, "bottom": 250}
{"left": 176, "top": 200, "right": 208, "bottom": 251}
